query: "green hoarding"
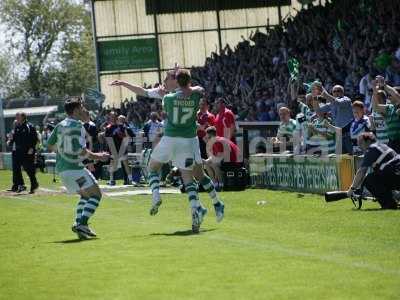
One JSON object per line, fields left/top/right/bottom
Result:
{"left": 98, "top": 38, "right": 158, "bottom": 71}
{"left": 250, "top": 154, "right": 340, "bottom": 194}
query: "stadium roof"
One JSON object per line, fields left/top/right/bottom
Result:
{"left": 3, "top": 105, "right": 58, "bottom": 118}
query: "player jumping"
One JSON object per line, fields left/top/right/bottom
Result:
{"left": 110, "top": 70, "right": 225, "bottom": 225}
{"left": 47, "top": 97, "right": 110, "bottom": 239}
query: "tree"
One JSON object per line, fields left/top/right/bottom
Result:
{"left": 0, "top": 0, "right": 94, "bottom": 97}
{"left": 41, "top": 7, "right": 96, "bottom": 97}
{"left": 0, "top": 53, "right": 25, "bottom": 99}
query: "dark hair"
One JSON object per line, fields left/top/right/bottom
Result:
{"left": 216, "top": 97, "right": 227, "bottom": 105}
{"left": 64, "top": 97, "right": 82, "bottom": 116}
{"left": 200, "top": 98, "right": 209, "bottom": 105}
{"left": 206, "top": 126, "right": 217, "bottom": 137}
{"left": 18, "top": 112, "right": 27, "bottom": 120}
{"left": 176, "top": 69, "right": 191, "bottom": 87}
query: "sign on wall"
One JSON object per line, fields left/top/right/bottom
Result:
{"left": 250, "top": 155, "right": 340, "bottom": 194}
{"left": 98, "top": 38, "right": 158, "bottom": 71}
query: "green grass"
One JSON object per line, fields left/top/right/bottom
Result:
{"left": 0, "top": 170, "right": 399, "bottom": 300}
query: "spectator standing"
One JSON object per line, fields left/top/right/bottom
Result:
{"left": 350, "top": 101, "right": 372, "bottom": 154}
{"left": 143, "top": 112, "right": 164, "bottom": 145}
{"left": 105, "top": 112, "right": 132, "bottom": 185}
{"left": 81, "top": 109, "right": 101, "bottom": 178}
{"left": 307, "top": 111, "right": 337, "bottom": 155}
{"left": 319, "top": 85, "right": 354, "bottom": 154}
{"left": 215, "top": 97, "right": 236, "bottom": 144}
{"left": 197, "top": 98, "right": 215, "bottom": 159}
{"left": 8, "top": 112, "right": 39, "bottom": 193}
{"left": 359, "top": 70, "right": 375, "bottom": 110}
{"left": 373, "top": 76, "right": 400, "bottom": 153}
{"left": 272, "top": 107, "right": 296, "bottom": 152}
{"left": 370, "top": 87, "right": 389, "bottom": 144}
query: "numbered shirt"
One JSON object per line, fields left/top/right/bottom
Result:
{"left": 47, "top": 118, "right": 86, "bottom": 173}
{"left": 163, "top": 90, "right": 201, "bottom": 138}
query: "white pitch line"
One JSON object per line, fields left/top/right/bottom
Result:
{"left": 1, "top": 195, "right": 48, "bottom": 204}
{"left": 105, "top": 188, "right": 180, "bottom": 197}
{"left": 206, "top": 235, "right": 400, "bottom": 276}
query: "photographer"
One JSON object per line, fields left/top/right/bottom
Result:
{"left": 348, "top": 132, "right": 400, "bottom": 209}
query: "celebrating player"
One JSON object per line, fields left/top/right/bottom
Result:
{"left": 150, "top": 70, "right": 222, "bottom": 232}
{"left": 110, "top": 69, "right": 225, "bottom": 225}
{"left": 47, "top": 97, "right": 110, "bottom": 239}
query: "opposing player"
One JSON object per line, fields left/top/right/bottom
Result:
{"left": 110, "top": 70, "right": 225, "bottom": 224}
{"left": 47, "top": 97, "right": 109, "bottom": 239}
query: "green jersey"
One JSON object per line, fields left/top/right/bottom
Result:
{"left": 307, "top": 117, "right": 336, "bottom": 154}
{"left": 277, "top": 119, "right": 297, "bottom": 139}
{"left": 385, "top": 104, "right": 400, "bottom": 140}
{"left": 47, "top": 118, "right": 86, "bottom": 173}
{"left": 163, "top": 90, "right": 201, "bottom": 138}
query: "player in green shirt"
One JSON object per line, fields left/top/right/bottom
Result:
{"left": 110, "top": 69, "right": 225, "bottom": 231}
{"left": 47, "top": 97, "right": 109, "bottom": 239}
{"left": 147, "top": 70, "right": 223, "bottom": 233}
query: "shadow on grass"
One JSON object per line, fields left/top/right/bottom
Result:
{"left": 150, "top": 228, "right": 217, "bottom": 237}
{"left": 356, "top": 208, "right": 399, "bottom": 212}
{"left": 52, "top": 238, "right": 99, "bottom": 244}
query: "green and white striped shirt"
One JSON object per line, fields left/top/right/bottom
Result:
{"left": 277, "top": 119, "right": 297, "bottom": 140}
{"left": 295, "top": 102, "right": 315, "bottom": 145}
{"left": 307, "top": 117, "right": 336, "bottom": 154}
{"left": 371, "top": 111, "right": 389, "bottom": 144}
{"left": 385, "top": 104, "right": 400, "bottom": 141}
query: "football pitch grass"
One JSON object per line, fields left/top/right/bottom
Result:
{"left": 0, "top": 170, "right": 399, "bottom": 300}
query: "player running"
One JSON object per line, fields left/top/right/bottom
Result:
{"left": 47, "top": 97, "right": 110, "bottom": 239}
{"left": 110, "top": 70, "right": 225, "bottom": 225}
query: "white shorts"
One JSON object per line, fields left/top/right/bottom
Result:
{"left": 150, "top": 136, "right": 202, "bottom": 170}
{"left": 59, "top": 168, "right": 98, "bottom": 194}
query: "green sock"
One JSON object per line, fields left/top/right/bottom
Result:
{"left": 200, "top": 176, "right": 220, "bottom": 205}
{"left": 80, "top": 196, "right": 101, "bottom": 225}
{"left": 185, "top": 182, "right": 200, "bottom": 209}
{"left": 149, "top": 171, "right": 161, "bottom": 205}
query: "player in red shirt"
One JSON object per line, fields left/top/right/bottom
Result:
{"left": 215, "top": 97, "right": 236, "bottom": 144}
{"left": 197, "top": 98, "right": 216, "bottom": 158}
{"left": 203, "top": 126, "right": 240, "bottom": 189}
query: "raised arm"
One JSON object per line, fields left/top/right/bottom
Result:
{"left": 384, "top": 84, "right": 400, "bottom": 105}
{"left": 321, "top": 87, "right": 336, "bottom": 103}
{"left": 109, "top": 80, "right": 147, "bottom": 96}
{"left": 371, "top": 79, "right": 386, "bottom": 115}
